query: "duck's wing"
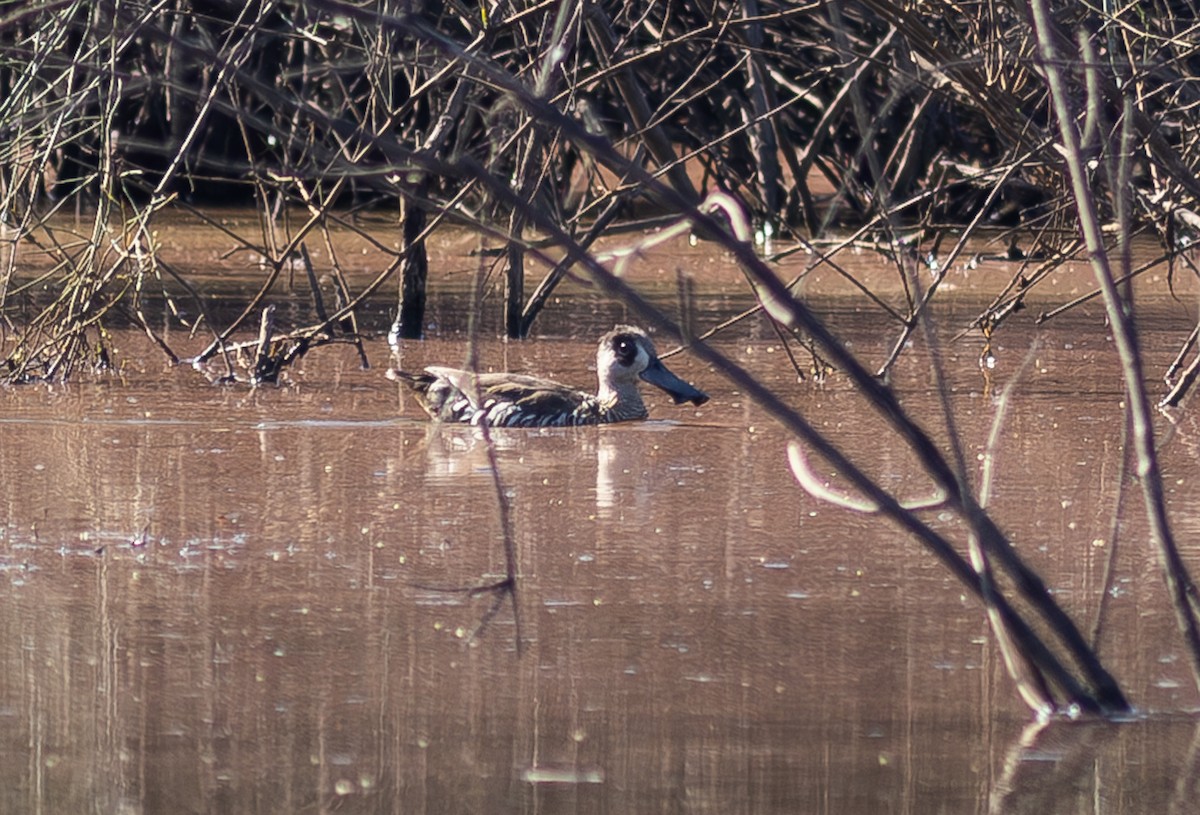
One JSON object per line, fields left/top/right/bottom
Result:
{"left": 420, "top": 368, "right": 590, "bottom": 425}
{"left": 491, "top": 378, "right": 590, "bottom": 413}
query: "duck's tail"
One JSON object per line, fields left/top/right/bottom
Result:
{"left": 388, "top": 368, "right": 436, "bottom": 394}
{"left": 387, "top": 368, "right": 448, "bottom": 419}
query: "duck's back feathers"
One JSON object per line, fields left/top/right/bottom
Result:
{"left": 399, "top": 367, "right": 608, "bottom": 426}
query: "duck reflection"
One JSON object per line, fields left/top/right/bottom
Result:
{"left": 407, "top": 421, "right": 678, "bottom": 521}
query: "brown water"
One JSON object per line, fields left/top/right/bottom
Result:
{"left": 3, "top": 226, "right": 1200, "bottom": 813}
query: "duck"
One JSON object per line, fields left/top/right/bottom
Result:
{"left": 394, "top": 325, "right": 709, "bottom": 427}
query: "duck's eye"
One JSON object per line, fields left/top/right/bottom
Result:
{"left": 612, "top": 336, "right": 638, "bottom": 365}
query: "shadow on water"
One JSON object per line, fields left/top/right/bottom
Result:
{"left": 3, "top": 250, "right": 1200, "bottom": 811}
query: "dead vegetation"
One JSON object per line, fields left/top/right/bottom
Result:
{"left": 2, "top": 1, "right": 1199, "bottom": 377}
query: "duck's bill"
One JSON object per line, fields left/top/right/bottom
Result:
{"left": 640, "top": 359, "right": 710, "bottom": 406}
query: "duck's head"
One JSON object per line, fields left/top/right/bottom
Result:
{"left": 597, "top": 326, "right": 709, "bottom": 406}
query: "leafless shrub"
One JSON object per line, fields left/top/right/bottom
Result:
{"left": 1, "top": 1, "right": 1198, "bottom": 380}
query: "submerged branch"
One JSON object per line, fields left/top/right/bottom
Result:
{"left": 787, "top": 442, "right": 946, "bottom": 513}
